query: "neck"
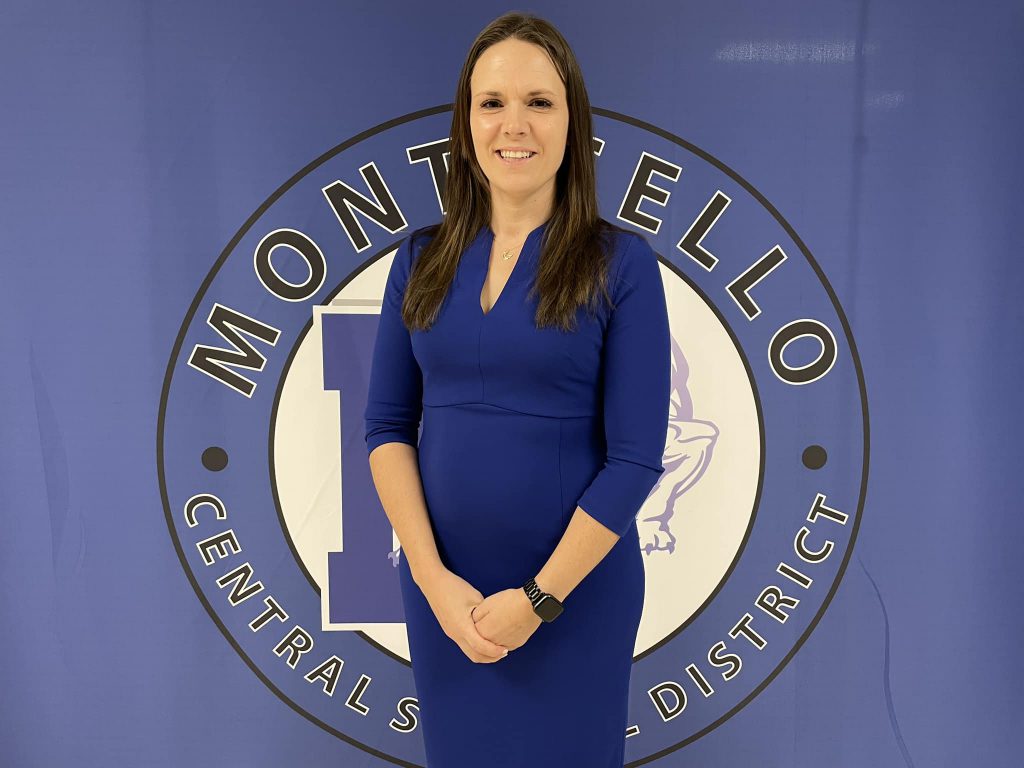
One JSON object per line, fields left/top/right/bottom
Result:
{"left": 488, "top": 187, "right": 555, "bottom": 241}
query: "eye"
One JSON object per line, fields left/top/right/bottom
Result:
{"left": 479, "top": 98, "right": 553, "bottom": 108}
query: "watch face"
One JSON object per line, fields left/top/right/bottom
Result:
{"left": 536, "top": 596, "right": 563, "bottom": 622}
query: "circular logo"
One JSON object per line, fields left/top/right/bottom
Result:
{"left": 158, "top": 105, "right": 867, "bottom": 765}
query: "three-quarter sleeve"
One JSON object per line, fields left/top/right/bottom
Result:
{"left": 576, "top": 234, "right": 671, "bottom": 537}
{"left": 364, "top": 234, "right": 423, "bottom": 455}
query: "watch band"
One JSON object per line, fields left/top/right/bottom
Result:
{"left": 522, "top": 577, "right": 564, "bottom": 622}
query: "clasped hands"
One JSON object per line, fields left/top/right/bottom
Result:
{"left": 420, "top": 566, "right": 544, "bottom": 664}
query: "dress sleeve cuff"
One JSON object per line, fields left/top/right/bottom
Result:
{"left": 577, "top": 459, "right": 666, "bottom": 537}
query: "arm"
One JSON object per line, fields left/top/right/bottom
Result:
{"left": 534, "top": 234, "right": 670, "bottom": 601}
{"left": 364, "top": 234, "right": 444, "bottom": 587}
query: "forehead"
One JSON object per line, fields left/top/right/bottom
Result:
{"left": 470, "top": 39, "right": 563, "bottom": 94}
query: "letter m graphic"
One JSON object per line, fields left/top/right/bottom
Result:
{"left": 187, "top": 302, "right": 281, "bottom": 397}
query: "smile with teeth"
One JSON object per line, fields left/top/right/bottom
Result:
{"left": 496, "top": 149, "right": 536, "bottom": 164}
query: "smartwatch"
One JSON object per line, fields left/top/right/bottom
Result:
{"left": 522, "top": 577, "right": 564, "bottom": 622}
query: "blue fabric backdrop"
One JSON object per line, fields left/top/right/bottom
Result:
{"left": 2, "top": 1, "right": 1021, "bottom": 766}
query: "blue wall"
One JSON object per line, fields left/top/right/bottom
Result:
{"left": 1, "top": 1, "right": 1021, "bottom": 765}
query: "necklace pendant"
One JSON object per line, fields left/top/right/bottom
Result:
{"left": 500, "top": 248, "right": 515, "bottom": 261}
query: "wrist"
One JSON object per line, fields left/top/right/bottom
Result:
{"left": 411, "top": 558, "right": 446, "bottom": 589}
{"left": 524, "top": 593, "right": 543, "bottom": 624}
{"left": 533, "top": 575, "right": 567, "bottom": 603}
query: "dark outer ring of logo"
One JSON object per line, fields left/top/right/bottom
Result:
{"left": 157, "top": 104, "right": 870, "bottom": 766}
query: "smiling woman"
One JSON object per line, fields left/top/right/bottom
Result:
{"left": 363, "top": 11, "right": 671, "bottom": 768}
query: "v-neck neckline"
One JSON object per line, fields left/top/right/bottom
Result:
{"left": 477, "top": 219, "right": 549, "bottom": 318}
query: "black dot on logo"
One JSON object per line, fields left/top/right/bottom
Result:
{"left": 802, "top": 444, "right": 827, "bottom": 469}
{"left": 202, "top": 447, "right": 229, "bottom": 472}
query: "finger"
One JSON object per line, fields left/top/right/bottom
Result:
{"left": 467, "top": 628, "right": 508, "bottom": 659}
{"left": 457, "top": 638, "right": 502, "bottom": 664}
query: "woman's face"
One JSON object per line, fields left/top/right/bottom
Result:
{"left": 469, "top": 38, "right": 569, "bottom": 205}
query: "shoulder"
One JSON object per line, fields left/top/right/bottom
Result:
{"left": 407, "top": 223, "right": 441, "bottom": 259}
{"left": 390, "top": 223, "right": 440, "bottom": 281}
{"left": 607, "top": 228, "right": 661, "bottom": 300}
{"left": 594, "top": 219, "right": 656, "bottom": 266}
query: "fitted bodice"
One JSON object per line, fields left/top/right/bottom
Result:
{"left": 407, "top": 222, "right": 623, "bottom": 419}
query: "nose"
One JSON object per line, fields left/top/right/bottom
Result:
{"left": 503, "top": 102, "right": 528, "bottom": 136}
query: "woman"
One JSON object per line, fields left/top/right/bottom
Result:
{"left": 364, "top": 11, "right": 670, "bottom": 767}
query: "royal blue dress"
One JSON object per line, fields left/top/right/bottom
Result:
{"left": 364, "top": 218, "right": 671, "bottom": 767}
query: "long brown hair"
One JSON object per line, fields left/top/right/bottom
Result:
{"left": 401, "top": 11, "right": 629, "bottom": 333}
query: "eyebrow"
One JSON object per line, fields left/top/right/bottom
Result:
{"left": 475, "top": 89, "right": 555, "bottom": 98}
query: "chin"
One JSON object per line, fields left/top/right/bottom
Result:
{"left": 490, "top": 177, "right": 542, "bottom": 192}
